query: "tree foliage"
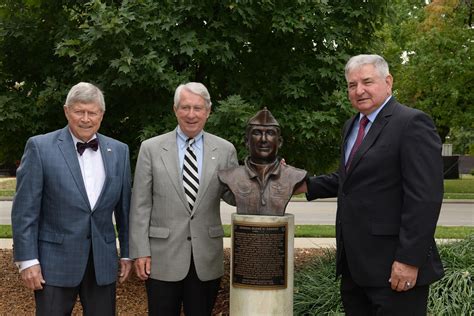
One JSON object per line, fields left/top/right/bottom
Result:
{"left": 0, "top": 0, "right": 80, "bottom": 167}
{"left": 0, "top": 0, "right": 389, "bottom": 173}
{"left": 377, "top": 0, "right": 473, "bottom": 146}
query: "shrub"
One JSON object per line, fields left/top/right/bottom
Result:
{"left": 428, "top": 236, "right": 473, "bottom": 315}
{"left": 294, "top": 236, "right": 474, "bottom": 315}
{"left": 293, "top": 248, "right": 343, "bottom": 315}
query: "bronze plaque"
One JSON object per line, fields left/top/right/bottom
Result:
{"left": 232, "top": 221, "right": 288, "bottom": 289}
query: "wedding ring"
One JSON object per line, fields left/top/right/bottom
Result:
{"left": 405, "top": 282, "right": 411, "bottom": 288}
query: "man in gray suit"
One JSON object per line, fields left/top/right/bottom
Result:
{"left": 130, "top": 82, "right": 238, "bottom": 315}
{"left": 12, "top": 82, "right": 132, "bottom": 315}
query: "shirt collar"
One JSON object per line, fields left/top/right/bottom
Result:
{"left": 244, "top": 157, "right": 280, "bottom": 179}
{"left": 69, "top": 129, "right": 97, "bottom": 145}
{"left": 360, "top": 95, "right": 392, "bottom": 123}
{"left": 176, "top": 126, "right": 203, "bottom": 150}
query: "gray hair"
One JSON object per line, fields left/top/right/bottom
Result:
{"left": 64, "top": 82, "right": 105, "bottom": 112}
{"left": 173, "top": 82, "right": 212, "bottom": 109}
{"left": 345, "top": 54, "right": 390, "bottom": 81}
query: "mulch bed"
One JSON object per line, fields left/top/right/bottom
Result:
{"left": 0, "top": 248, "right": 323, "bottom": 315}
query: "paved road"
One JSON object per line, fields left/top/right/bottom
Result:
{"left": 1, "top": 199, "right": 472, "bottom": 226}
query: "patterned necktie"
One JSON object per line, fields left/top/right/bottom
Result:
{"left": 346, "top": 116, "right": 370, "bottom": 170}
{"left": 76, "top": 138, "right": 99, "bottom": 156}
{"left": 183, "top": 138, "right": 199, "bottom": 209}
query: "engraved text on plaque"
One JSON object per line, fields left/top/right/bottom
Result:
{"left": 232, "top": 222, "right": 288, "bottom": 289}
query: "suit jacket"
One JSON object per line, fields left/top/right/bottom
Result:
{"left": 12, "top": 126, "right": 131, "bottom": 287}
{"left": 129, "top": 129, "right": 238, "bottom": 282}
{"left": 307, "top": 98, "right": 444, "bottom": 287}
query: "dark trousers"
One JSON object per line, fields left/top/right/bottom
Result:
{"left": 145, "top": 258, "right": 221, "bottom": 316}
{"left": 340, "top": 259, "right": 429, "bottom": 316}
{"left": 34, "top": 252, "right": 116, "bottom": 316}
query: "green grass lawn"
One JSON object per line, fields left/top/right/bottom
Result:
{"left": 293, "top": 175, "right": 474, "bottom": 199}
{"left": 1, "top": 224, "right": 472, "bottom": 239}
{"left": 0, "top": 178, "right": 15, "bottom": 197}
{"left": 444, "top": 176, "right": 474, "bottom": 199}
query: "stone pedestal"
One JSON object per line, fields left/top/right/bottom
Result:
{"left": 230, "top": 213, "right": 294, "bottom": 316}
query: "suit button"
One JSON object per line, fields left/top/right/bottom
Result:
{"left": 187, "top": 237, "right": 191, "bottom": 241}
{"left": 87, "top": 235, "right": 91, "bottom": 239}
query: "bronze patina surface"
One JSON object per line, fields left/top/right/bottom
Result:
{"left": 218, "top": 107, "right": 307, "bottom": 216}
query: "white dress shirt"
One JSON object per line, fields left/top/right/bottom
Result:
{"left": 72, "top": 133, "right": 105, "bottom": 209}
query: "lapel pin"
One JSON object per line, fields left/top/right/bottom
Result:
{"left": 107, "top": 148, "right": 112, "bottom": 152}
{"left": 211, "top": 156, "right": 216, "bottom": 160}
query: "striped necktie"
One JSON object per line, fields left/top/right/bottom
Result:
{"left": 183, "top": 138, "right": 199, "bottom": 209}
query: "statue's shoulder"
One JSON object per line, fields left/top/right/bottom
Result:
{"left": 218, "top": 165, "right": 246, "bottom": 182}
{"left": 280, "top": 164, "right": 308, "bottom": 182}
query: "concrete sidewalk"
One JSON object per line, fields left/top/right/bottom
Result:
{"left": 0, "top": 238, "right": 337, "bottom": 250}
{"left": 0, "top": 238, "right": 458, "bottom": 250}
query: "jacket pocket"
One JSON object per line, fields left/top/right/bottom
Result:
{"left": 371, "top": 223, "right": 399, "bottom": 236}
{"left": 208, "top": 225, "right": 224, "bottom": 238}
{"left": 149, "top": 226, "right": 170, "bottom": 239}
{"left": 105, "top": 233, "right": 117, "bottom": 243}
{"left": 38, "top": 231, "right": 64, "bottom": 244}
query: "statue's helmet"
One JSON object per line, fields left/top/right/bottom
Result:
{"left": 247, "top": 107, "right": 280, "bottom": 127}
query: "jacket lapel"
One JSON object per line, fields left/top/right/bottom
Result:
{"left": 346, "top": 99, "right": 396, "bottom": 174}
{"left": 192, "top": 132, "right": 218, "bottom": 215}
{"left": 161, "top": 131, "right": 190, "bottom": 212}
{"left": 92, "top": 133, "right": 112, "bottom": 212}
{"left": 57, "top": 127, "right": 91, "bottom": 210}
{"left": 340, "top": 116, "right": 358, "bottom": 178}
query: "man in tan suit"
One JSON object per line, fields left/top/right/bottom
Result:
{"left": 129, "top": 82, "right": 238, "bottom": 315}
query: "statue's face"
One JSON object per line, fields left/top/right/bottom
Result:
{"left": 247, "top": 125, "right": 281, "bottom": 164}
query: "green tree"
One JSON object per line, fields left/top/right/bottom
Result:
{"left": 0, "top": 0, "right": 83, "bottom": 168}
{"left": 1, "top": 0, "right": 389, "bottom": 174}
{"left": 378, "top": 0, "right": 474, "bottom": 143}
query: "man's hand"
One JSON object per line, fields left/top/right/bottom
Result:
{"left": 119, "top": 259, "right": 133, "bottom": 283}
{"left": 281, "top": 158, "right": 308, "bottom": 195}
{"left": 20, "top": 264, "right": 45, "bottom": 290}
{"left": 389, "top": 260, "right": 418, "bottom": 292}
{"left": 134, "top": 256, "right": 151, "bottom": 281}
{"left": 293, "top": 181, "right": 307, "bottom": 195}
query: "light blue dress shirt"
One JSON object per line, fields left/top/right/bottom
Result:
{"left": 344, "top": 96, "right": 392, "bottom": 164}
{"left": 177, "top": 126, "right": 203, "bottom": 179}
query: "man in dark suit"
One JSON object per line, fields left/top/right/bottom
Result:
{"left": 12, "top": 82, "right": 132, "bottom": 315}
{"left": 299, "top": 54, "right": 444, "bottom": 314}
{"left": 129, "top": 82, "right": 238, "bottom": 315}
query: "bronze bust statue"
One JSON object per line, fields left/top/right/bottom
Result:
{"left": 218, "top": 107, "right": 307, "bottom": 216}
